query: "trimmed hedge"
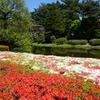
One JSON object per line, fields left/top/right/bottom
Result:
{"left": 67, "top": 40, "right": 88, "bottom": 45}
{"left": 89, "top": 39, "right": 100, "bottom": 46}
{"left": 56, "top": 37, "right": 67, "bottom": 45}
{"left": 0, "top": 45, "right": 9, "bottom": 51}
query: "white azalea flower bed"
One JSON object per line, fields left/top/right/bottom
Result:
{"left": 0, "top": 51, "right": 100, "bottom": 84}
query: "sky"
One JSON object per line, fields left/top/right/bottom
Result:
{"left": 24, "top": 0, "right": 60, "bottom": 12}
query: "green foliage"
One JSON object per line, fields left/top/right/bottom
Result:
{"left": 89, "top": 39, "right": 100, "bottom": 46}
{"left": 11, "top": 38, "right": 32, "bottom": 53}
{"left": 45, "top": 3, "right": 65, "bottom": 36}
{"left": 56, "top": 37, "right": 67, "bottom": 45}
{"left": 69, "top": 16, "right": 99, "bottom": 41}
{"left": 30, "top": 22, "right": 45, "bottom": 44}
{"left": 31, "top": 0, "right": 100, "bottom": 42}
{"left": 68, "top": 19, "right": 81, "bottom": 39}
{"left": 0, "top": 29, "right": 32, "bottom": 52}
{"left": 79, "top": 0, "right": 100, "bottom": 18}
{"left": 19, "top": 69, "right": 34, "bottom": 74}
{"left": 12, "top": 47, "right": 32, "bottom": 53}
{"left": 61, "top": 0, "right": 80, "bottom": 37}
{"left": 31, "top": 3, "right": 48, "bottom": 26}
{"left": 37, "top": 34, "right": 45, "bottom": 43}
{"left": 50, "top": 36, "right": 56, "bottom": 43}
{"left": 87, "top": 79, "right": 93, "bottom": 83}
{"left": 31, "top": 2, "right": 65, "bottom": 43}
{"left": 82, "top": 85, "right": 90, "bottom": 93}
{"left": 0, "top": 0, "right": 33, "bottom": 51}
{"left": 68, "top": 40, "right": 88, "bottom": 45}
{"left": 33, "top": 33, "right": 45, "bottom": 44}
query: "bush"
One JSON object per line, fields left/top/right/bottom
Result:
{"left": 89, "top": 39, "right": 100, "bottom": 46}
{"left": 0, "top": 29, "right": 33, "bottom": 51}
{"left": 10, "top": 36, "right": 33, "bottom": 53}
{"left": 0, "top": 45, "right": 9, "bottom": 51}
{"left": 50, "top": 35, "right": 56, "bottom": 43}
{"left": 56, "top": 37, "right": 67, "bottom": 45}
{"left": 67, "top": 40, "right": 88, "bottom": 45}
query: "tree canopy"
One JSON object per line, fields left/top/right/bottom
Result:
{"left": 0, "top": 0, "right": 33, "bottom": 52}
{"left": 32, "top": 2, "right": 65, "bottom": 42}
{"left": 0, "top": 0, "right": 100, "bottom": 47}
{"left": 31, "top": 0, "right": 100, "bottom": 42}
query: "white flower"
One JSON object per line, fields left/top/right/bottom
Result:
{"left": 1, "top": 58, "right": 7, "bottom": 61}
{"left": 31, "top": 66, "right": 40, "bottom": 70}
{"left": 49, "top": 69, "right": 59, "bottom": 74}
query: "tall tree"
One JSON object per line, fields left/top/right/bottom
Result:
{"left": 61, "top": 0, "right": 80, "bottom": 38}
{"left": 30, "top": 19, "right": 45, "bottom": 43}
{"left": 31, "top": 2, "right": 65, "bottom": 43}
{"left": 69, "top": 16, "right": 100, "bottom": 41}
{"left": 79, "top": 0, "right": 100, "bottom": 18}
{"left": 45, "top": 2, "right": 65, "bottom": 41}
{"left": 31, "top": 3, "right": 48, "bottom": 27}
{"left": 0, "top": 0, "right": 32, "bottom": 51}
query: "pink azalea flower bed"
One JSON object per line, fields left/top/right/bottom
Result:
{"left": 0, "top": 51, "right": 100, "bottom": 99}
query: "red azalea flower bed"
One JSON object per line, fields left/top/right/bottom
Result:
{"left": 0, "top": 61, "right": 100, "bottom": 100}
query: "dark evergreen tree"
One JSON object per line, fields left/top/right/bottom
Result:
{"left": 69, "top": 16, "right": 100, "bottom": 41}
{"left": 31, "top": 1, "right": 65, "bottom": 43}
{"left": 45, "top": 2, "right": 65, "bottom": 42}
{"left": 79, "top": 0, "right": 100, "bottom": 18}
{"left": 61, "top": 0, "right": 80, "bottom": 39}
{"left": 31, "top": 3, "right": 48, "bottom": 27}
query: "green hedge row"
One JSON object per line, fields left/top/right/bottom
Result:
{"left": 55, "top": 38, "right": 100, "bottom": 46}
{"left": 67, "top": 39, "right": 100, "bottom": 46}
{"left": 89, "top": 39, "right": 100, "bottom": 46}
{"left": 67, "top": 40, "right": 88, "bottom": 45}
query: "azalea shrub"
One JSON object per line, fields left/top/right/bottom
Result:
{"left": 0, "top": 60, "right": 100, "bottom": 100}
{"left": 0, "top": 52, "right": 100, "bottom": 85}
{"left": 0, "top": 45, "right": 9, "bottom": 51}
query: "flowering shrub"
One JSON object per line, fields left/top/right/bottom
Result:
{"left": 0, "top": 45, "right": 9, "bottom": 51}
{"left": 0, "top": 61, "right": 100, "bottom": 100}
{"left": 0, "top": 52, "right": 100, "bottom": 84}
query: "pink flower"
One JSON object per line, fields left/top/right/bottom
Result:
{"left": 45, "top": 64, "right": 56, "bottom": 69}
{"left": 54, "top": 68, "right": 68, "bottom": 72}
{"left": 77, "top": 72, "right": 89, "bottom": 76}
{"left": 94, "top": 78, "right": 99, "bottom": 83}
{"left": 30, "top": 60, "right": 37, "bottom": 62}
{"left": 67, "top": 61, "right": 78, "bottom": 66}
{"left": 97, "top": 76, "right": 100, "bottom": 78}
{"left": 47, "top": 57, "right": 56, "bottom": 61}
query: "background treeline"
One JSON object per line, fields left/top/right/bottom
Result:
{"left": 31, "top": 0, "right": 100, "bottom": 43}
{"left": 0, "top": 0, "right": 100, "bottom": 52}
